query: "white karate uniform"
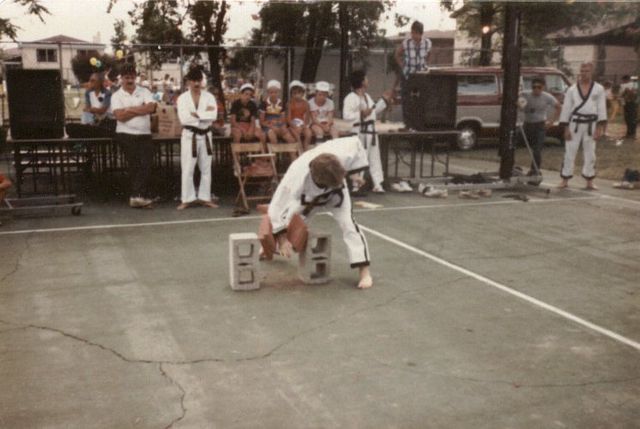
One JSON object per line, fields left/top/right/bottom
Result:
{"left": 268, "top": 136, "right": 371, "bottom": 268}
{"left": 176, "top": 90, "right": 218, "bottom": 203}
{"left": 342, "top": 92, "right": 388, "bottom": 188}
{"left": 559, "top": 82, "right": 607, "bottom": 180}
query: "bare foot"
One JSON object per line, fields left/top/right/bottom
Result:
{"left": 177, "top": 202, "right": 191, "bottom": 210}
{"left": 585, "top": 182, "right": 598, "bottom": 191}
{"left": 199, "top": 200, "right": 219, "bottom": 208}
{"left": 358, "top": 274, "right": 373, "bottom": 289}
{"left": 557, "top": 181, "right": 569, "bottom": 189}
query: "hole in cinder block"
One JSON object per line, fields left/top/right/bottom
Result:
{"left": 238, "top": 268, "right": 255, "bottom": 284}
{"left": 310, "top": 236, "right": 329, "bottom": 254}
{"left": 310, "top": 262, "right": 327, "bottom": 279}
{"left": 237, "top": 243, "right": 254, "bottom": 258}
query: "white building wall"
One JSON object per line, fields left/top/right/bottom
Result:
{"left": 21, "top": 43, "right": 105, "bottom": 85}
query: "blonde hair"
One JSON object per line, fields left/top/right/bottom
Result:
{"left": 309, "top": 153, "right": 346, "bottom": 188}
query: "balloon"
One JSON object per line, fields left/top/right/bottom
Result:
{"left": 116, "top": 50, "right": 124, "bottom": 59}
{"left": 95, "top": 60, "right": 102, "bottom": 68}
{"left": 89, "top": 57, "right": 97, "bottom": 66}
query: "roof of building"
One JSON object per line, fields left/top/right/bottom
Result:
{"left": 22, "top": 34, "right": 104, "bottom": 46}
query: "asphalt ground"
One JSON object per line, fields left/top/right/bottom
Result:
{"left": 0, "top": 159, "right": 639, "bottom": 429}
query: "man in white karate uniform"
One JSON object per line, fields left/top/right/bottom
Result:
{"left": 342, "top": 70, "right": 392, "bottom": 194}
{"left": 558, "top": 62, "right": 607, "bottom": 190}
{"left": 267, "top": 136, "right": 374, "bottom": 289}
{"left": 176, "top": 68, "right": 219, "bottom": 210}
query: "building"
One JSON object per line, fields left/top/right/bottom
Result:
{"left": 18, "top": 35, "right": 106, "bottom": 85}
{"left": 548, "top": 18, "right": 640, "bottom": 81}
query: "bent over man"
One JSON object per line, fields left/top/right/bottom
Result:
{"left": 267, "top": 136, "right": 374, "bottom": 289}
{"left": 558, "top": 62, "right": 607, "bottom": 190}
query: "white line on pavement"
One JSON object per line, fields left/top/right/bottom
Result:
{"left": 360, "top": 224, "right": 640, "bottom": 352}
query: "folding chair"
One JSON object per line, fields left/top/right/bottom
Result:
{"left": 231, "top": 142, "right": 277, "bottom": 212}
{"left": 267, "top": 142, "right": 303, "bottom": 181}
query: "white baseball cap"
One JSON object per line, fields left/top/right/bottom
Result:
{"left": 289, "top": 80, "right": 305, "bottom": 91}
{"left": 240, "top": 83, "right": 255, "bottom": 93}
{"left": 315, "top": 81, "right": 330, "bottom": 93}
{"left": 266, "top": 79, "right": 281, "bottom": 90}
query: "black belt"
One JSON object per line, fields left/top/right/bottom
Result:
{"left": 301, "top": 187, "right": 345, "bottom": 216}
{"left": 183, "top": 125, "right": 212, "bottom": 158}
{"left": 354, "top": 119, "right": 377, "bottom": 147}
{"left": 571, "top": 114, "right": 598, "bottom": 136}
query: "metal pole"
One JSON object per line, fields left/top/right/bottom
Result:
{"left": 58, "top": 41, "right": 65, "bottom": 117}
{"left": 498, "top": 2, "right": 521, "bottom": 180}
{"left": 338, "top": 2, "right": 349, "bottom": 113}
{"left": 179, "top": 45, "right": 184, "bottom": 90}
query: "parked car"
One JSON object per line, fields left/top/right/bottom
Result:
{"left": 417, "top": 66, "right": 571, "bottom": 150}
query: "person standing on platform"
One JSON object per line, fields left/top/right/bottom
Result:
{"left": 558, "top": 62, "right": 607, "bottom": 190}
{"left": 176, "top": 67, "right": 219, "bottom": 210}
{"left": 342, "top": 70, "right": 392, "bottom": 194}
{"left": 111, "top": 63, "right": 158, "bottom": 208}
{"left": 394, "top": 20, "right": 432, "bottom": 123}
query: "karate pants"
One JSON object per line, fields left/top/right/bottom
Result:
{"left": 304, "top": 192, "right": 370, "bottom": 268}
{"left": 180, "top": 130, "right": 213, "bottom": 203}
{"left": 561, "top": 123, "right": 596, "bottom": 180}
{"left": 356, "top": 132, "right": 384, "bottom": 188}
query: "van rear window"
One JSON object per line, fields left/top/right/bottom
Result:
{"left": 457, "top": 75, "right": 498, "bottom": 95}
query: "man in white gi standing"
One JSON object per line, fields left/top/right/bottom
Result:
{"left": 342, "top": 70, "right": 392, "bottom": 194}
{"left": 176, "top": 68, "right": 218, "bottom": 210}
{"left": 267, "top": 136, "right": 373, "bottom": 289}
{"left": 558, "top": 62, "right": 607, "bottom": 190}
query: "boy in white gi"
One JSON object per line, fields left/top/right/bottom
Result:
{"left": 342, "top": 70, "right": 392, "bottom": 194}
{"left": 267, "top": 136, "right": 374, "bottom": 289}
{"left": 558, "top": 62, "right": 607, "bottom": 190}
{"left": 176, "top": 68, "right": 218, "bottom": 210}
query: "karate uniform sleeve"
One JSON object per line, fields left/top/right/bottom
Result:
{"left": 176, "top": 93, "right": 198, "bottom": 127}
{"left": 559, "top": 86, "right": 574, "bottom": 126}
{"left": 197, "top": 92, "right": 218, "bottom": 122}
{"left": 343, "top": 136, "right": 369, "bottom": 174}
{"left": 268, "top": 163, "right": 305, "bottom": 235}
{"left": 596, "top": 86, "right": 608, "bottom": 124}
{"left": 374, "top": 96, "right": 387, "bottom": 116}
{"left": 342, "top": 93, "right": 360, "bottom": 124}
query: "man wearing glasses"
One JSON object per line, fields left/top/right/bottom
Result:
{"left": 520, "top": 77, "right": 560, "bottom": 178}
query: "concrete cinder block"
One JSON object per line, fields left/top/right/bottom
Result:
{"left": 229, "top": 232, "right": 260, "bottom": 265}
{"left": 298, "top": 231, "right": 331, "bottom": 284}
{"left": 229, "top": 233, "right": 260, "bottom": 291}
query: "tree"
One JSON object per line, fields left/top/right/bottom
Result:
{"left": 249, "top": 1, "right": 392, "bottom": 84}
{"left": 0, "top": 0, "right": 49, "bottom": 40}
{"left": 111, "top": 19, "right": 128, "bottom": 53}
{"left": 443, "top": 0, "right": 611, "bottom": 67}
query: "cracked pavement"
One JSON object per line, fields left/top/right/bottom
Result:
{"left": 0, "top": 191, "right": 639, "bottom": 428}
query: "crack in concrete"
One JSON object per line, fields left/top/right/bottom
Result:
{"left": 367, "top": 355, "right": 640, "bottom": 389}
{"left": 0, "top": 234, "right": 31, "bottom": 284}
{"left": 159, "top": 363, "right": 187, "bottom": 429}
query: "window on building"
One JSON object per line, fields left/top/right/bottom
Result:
{"left": 457, "top": 75, "right": 498, "bottom": 95}
{"left": 36, "top": 49, "right": 57, "bottom": 63}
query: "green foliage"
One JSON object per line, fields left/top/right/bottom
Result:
{"left": 111, "top": 19, "right": 127, "bottom": 52}
{"left": 0, "top": 0, "right": 49, "bottom": 40}
{"left": 71, "top": 53, "right": 116, "bottom": 84}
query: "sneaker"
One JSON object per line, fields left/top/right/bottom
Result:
{"left": 399, "top": 181, "right": 413, "bottom": 192}
{"left": 459, "top": 191, "right": 479, "bottom": 199}
{"left": 372, "top": 186, "right": 385, "bottom": 194}
{"left": 477, "top": 189, "right": 492, "bottom": 197}
{"left": 418, "top": 183, "right": 431, "bottom": 194}
{"left": 129, "top": 196, "right": 153, "bottom": 208}
{"left": 423, "top": 188, "right": 448, "bottom": 198}
{"left": 391, "top": 183, "right": 405, "bottom": 192}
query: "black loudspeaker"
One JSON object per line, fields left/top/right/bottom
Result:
{"left": 6, "top": 69, "right": 65, "bottom": 139}
{"left": 403, "top": 73, "right": 457, "bottom": 130}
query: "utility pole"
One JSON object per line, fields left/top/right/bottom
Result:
{"left": 498, "top": 3, "right": 522, "bottom": 180}
{"left": 338, "top": 1, "right": 349, "bottom": 113}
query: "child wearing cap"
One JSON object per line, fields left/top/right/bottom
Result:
{"left": 309, "top": 81, "right": 339, "bottom": 142}
{"left": 260, "top": 80, "right": 296, "bottom": 145}
{"left": 287, "top": 80, "right": 312, "bottom": 150}
{"left": 230, "top": 83, "right": 265, "bottom": 145}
